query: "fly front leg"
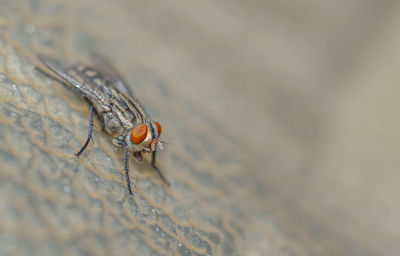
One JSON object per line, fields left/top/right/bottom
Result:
{"left": 124, "top": 146, "right": 134, "bottom": 196}
{"left": 152, "top": 151, "right": 170, "bottom": 186}
{"left": 75, "top": 105, "right": 95, "bottom": 157}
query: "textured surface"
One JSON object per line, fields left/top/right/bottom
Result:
{"left": 0, "top": 1, "right": 256, "bottom": 255}
{"left": 1, "top": 0, "right": 400, "bottom": 256}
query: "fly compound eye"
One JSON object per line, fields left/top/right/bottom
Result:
{"left": 154, "top": 121, "right": 162, "bottom": 137}
{"left": 130, "top": 124, "right": 148, "bottom": 144}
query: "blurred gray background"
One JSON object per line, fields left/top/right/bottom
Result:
{"left": 0, "top": 0, "right": 399, "bottom": 255}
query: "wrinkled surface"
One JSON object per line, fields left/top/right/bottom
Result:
{"left": 0, "top": 0, "right": 400, "bottom": 256}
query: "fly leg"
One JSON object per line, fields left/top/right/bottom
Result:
{"left": 75, "top": 105, "right": 95, "bottom": 157}
{"left": 124, "top": 146, "right": 134, "bottom": 196}
{"left": 152, "top": 151, "right": 170, "bottom": 186}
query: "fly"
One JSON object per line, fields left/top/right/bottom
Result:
{"left": 37, "top": 52, "right": 169, "bottom": 196}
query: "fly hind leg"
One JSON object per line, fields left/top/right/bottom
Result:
{"left": 75, "top": 105, "right": 95, "bottom": 157}
{"left": 152, "top": 151, "right": 170, "bottom": 186}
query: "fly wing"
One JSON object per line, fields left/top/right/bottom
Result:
{"left": 38, "top": 54, "right": 110, "bottom": 108}
{"left": 89, "top": 51, "right": 133, "bottom": 95}
{"left": 90, "top": 52, "right": 149, "bottom": 120}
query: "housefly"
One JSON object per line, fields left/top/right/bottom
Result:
{"left": 37, "top": 53, "right": 169, "bottom": 196}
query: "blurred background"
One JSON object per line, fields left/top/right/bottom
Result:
{"left": 0, "top": 0, "right": 399, "bottom": 255}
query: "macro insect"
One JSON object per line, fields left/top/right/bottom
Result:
{"left": 37, "top": 53, "right": 169, "bottom": 196}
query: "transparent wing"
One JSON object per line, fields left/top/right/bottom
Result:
{"left": 89, "top": 52, "right": 150, "bottom": 120}
{"left": 89, "top": 51, "right": 133, "bottom": 96}
{"left": 38, "top": 53, "right": 109, "bottom": 105}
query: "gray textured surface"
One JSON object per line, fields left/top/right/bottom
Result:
{"left": 1, "top": 0, "right": 400, "bottom": 255}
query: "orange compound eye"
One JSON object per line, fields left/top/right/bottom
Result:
{"left": 130, "top": 124, "right": 148, "bottom": 144}
{"left": 154, "top": 121, "right": 162, "bottom": 136}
